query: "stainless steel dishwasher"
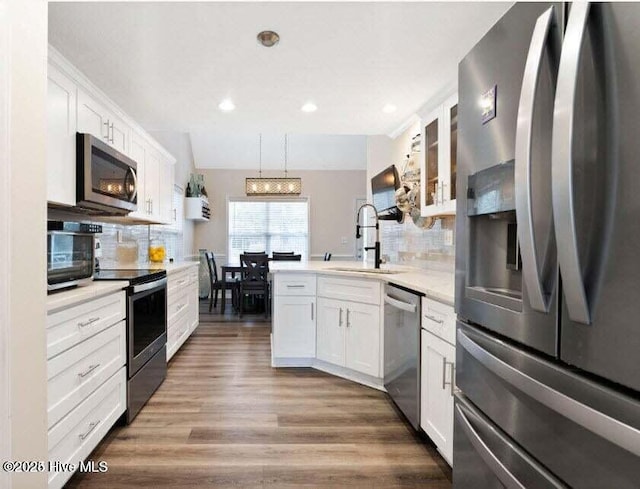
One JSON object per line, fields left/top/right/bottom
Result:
{"left": 383, "top": 283, "right": 422, "bottom": 430}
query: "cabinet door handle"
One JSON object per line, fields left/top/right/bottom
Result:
{"left": 449, "top": 362, "right": 456, "bottom": 396}
{"left": 311, "top": 302, "right": 314, "bottom": 320}
{"left": 109, "top": 122, "right": 115, "bottom": 143}
{"left": 176, "top": 303, "right": 187, "bottom": 313}
{"left": 425, "top": 314, "right": 444, "bottom": 324}
{"left": 346, "top": 308, "right": 350, "bottom": 328}
{"left": 442, "top": 357, "right": 448, "bottom": 389}
{"left": 78, "top": 317, "right": 100, "bottom": 328}
{"left": 78, "top": 363, "right": 101, "bottom": 378}
{"left": 286, "top": 284, "right": 305, "bottom": 288}
{"left": 173, "top": 208, "right": 177, "bottom": 221}
{"left": 443, "top": 358, "right": 455, "bottom": 393}
{"left": 103, "top": 120, "right": 110, "bottom": 140}
{"left": 339, "top": 308, "right": 343, "bottom": 327}
{"left": 78, "top": 420, "right": 101, "bottom": 441}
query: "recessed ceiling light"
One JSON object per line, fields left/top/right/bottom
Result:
{"left": 301, "top": 102, "right": 317, "bottom": 113}
{"left": 218, "top": 99, "right": 235, "bottom": 112}
{"left": 257, "top": 30, "right": 280, "bottom": 47}
{"left": 382, "top": 104, "right": 397, "bottom": 114}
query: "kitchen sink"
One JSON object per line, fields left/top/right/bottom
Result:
{"left": 327, "top": 266, "right": 398, "bottom": 274}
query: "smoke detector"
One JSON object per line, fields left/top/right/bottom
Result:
{"left": 257, "top": 30, "right": 280, "bottom": 47}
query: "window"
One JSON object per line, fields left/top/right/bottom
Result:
{"left": 228, "top": 198, "right": 309, "bottom": 261}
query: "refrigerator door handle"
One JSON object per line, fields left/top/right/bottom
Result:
{"left": 515, "top": 6, "right": 559, "bottom": 313}
{"left": 455, "top": 399, "right": 568, "bottom": 489}
{"left": 551, "top": 1, "right": 592, "bottom": 324}
{"left": 455, "top": 403, "right": 530, "bottom": 489}
{"left": 458, "top": 328, "right": 640, "bottom": 458}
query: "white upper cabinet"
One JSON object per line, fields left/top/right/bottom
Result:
{"left": 420, "top": 93, "right": 458, "bottom": 217}
{"left": 159, "top": 158, "right": 175, "bottom": 224}
{"left": 47, "top": 47, "right": 175, "bottom": 222}
{"left": 47, "top": 64, "right": 77, "bottom": 206}
{"left": 128, "top": 131, "right": 147, "bottom": 219}
{"left": 77, "top": 89, "right": 129, "bottom": 155}
{"left": 108, "top": 114, "right": 130, "bottom": 155}
{"left": 77, "top": 88, "right": 108, "bottom": 142}
{"left": 145, "top": 148, "right": 161, "bottom": 221}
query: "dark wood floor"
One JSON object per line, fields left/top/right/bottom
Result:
{"left": 68, "top": 300, "right": 452, "bottom": 488}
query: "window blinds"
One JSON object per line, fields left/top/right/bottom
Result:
{"left": 228, "top": 198, "right": 309, "bottom": 261}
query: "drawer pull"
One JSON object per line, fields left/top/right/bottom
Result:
{"left": 286, "top": 284, "right": 305, "bottom": 288}
{"left": 425, "top": 314, "right": 444, "bottom": 324}
{"left": 176, "top": 303, "right": 188, "bottom": 313}
{"left": 78, "top": 363, "right": 101, "bottom": 378}
{"left": 78, "top": 420, "right": 101, "bottom": 441}
{"left": 176, "top": 279, "right": 188, "bottom": 287}
{"left": 78, "top": 317, "right": 100, "bottom": 328}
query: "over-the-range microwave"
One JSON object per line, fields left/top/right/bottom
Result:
{"left": 76, "top": 132, "right": 138, "bottom": 215}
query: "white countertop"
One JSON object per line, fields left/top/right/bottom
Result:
{"left": 270, "top": 261, "right": 455, "bottom": 306}
{"left": 47, "top": 280, "right": 129, "bottom": 313}
{"left": 145, "top": 261, "right": 199, "bottom": 274}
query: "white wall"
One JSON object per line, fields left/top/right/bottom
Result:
{"left": 194, "top": 169, "right": 366, "bottom": 260}
{"left": 4, "top": 1, "right": 49, "bottom": 487}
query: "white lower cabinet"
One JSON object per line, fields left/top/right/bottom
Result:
{"left": 47, "top": 290, "right": 127, "bottom": 489}
{"left": 167, "top": 266, "right": 200, "bottom": 361}
{"left": 420, "top": 328, "right": 455, "bottom": 466}
{"left": 48, "top": 368, "right": 126, "bottom": 489}
{"left": 273, "top": 295, "right": 316, "bottom": 358}
{"left": 317, "top": 297, "right": 380, "bottom": 377}
{"left": 316, "top": 297, "right": 345, "bottom": 366}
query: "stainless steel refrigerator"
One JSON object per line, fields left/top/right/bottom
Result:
{"left": 454, "top": 2, "right": 640, "bottom": 487}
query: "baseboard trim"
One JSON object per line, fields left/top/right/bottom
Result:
{"left": 312, "top": 359, "right": 385, "bottom": 392}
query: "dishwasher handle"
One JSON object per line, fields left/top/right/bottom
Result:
{"left": 384, "top": 294, "right": 417, "bottom": 314}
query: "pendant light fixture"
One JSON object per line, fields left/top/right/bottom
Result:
{"left": 245, "top": 133, "right": 302, "bottom": 196}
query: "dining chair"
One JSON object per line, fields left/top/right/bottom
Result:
{"left": 238, "top": 253, "right": 270, "bottom": 318}
{"left": 205, "top": 251, "right": 239, "bottom": 312}
{"left": 272, "top": 251, "right": 295, "bottom": 257}
{"left": 271, "top": 254, "right": 302, "bottom": 261}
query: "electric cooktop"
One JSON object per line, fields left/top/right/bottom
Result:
{"left": 94, "top": 268, "right": 167, "bottom": 285}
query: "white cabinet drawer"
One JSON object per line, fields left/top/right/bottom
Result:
{"left": 421, "top": 297, "right": 456, "bottom": 345}
{"left": 317, "top": 275, "right": 381, "bottom": 305}
{"left": 168, "top": 269, "right": 193, "bottom": 295}
{"left": 168, "top": 287, "right": 192, "bottom": 323}
{"left": 48, "top": 367, "right": 126, "bottom": 489}
{"left": 47, "top": 321, "right": 126, "bottom": 429}
{"left": 47, "top": 291, "right": 126, "bottom": 359}
{"left": 274, "top": 273, "right": 316, "bottom": 296}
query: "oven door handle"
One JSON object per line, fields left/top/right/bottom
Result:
{"left": 132, "top": 277, "right": 167, "bottom": 294}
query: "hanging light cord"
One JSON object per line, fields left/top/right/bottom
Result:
{"left": 284, "top": 133, "right": 288, "bottom": 177}
{"left": 259, "top": 133, "right": 263, "bottom": 178}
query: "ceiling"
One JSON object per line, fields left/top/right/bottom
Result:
{"left": 49, "top": 1, "right": 511, "bottom": 139}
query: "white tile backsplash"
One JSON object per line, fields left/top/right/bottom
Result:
{"left": 380, "top": 215, "right": 455, "bottom": 272}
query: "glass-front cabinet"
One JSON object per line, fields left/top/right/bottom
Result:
{"left": 420, "top": 93, "right": 458, "bottom": 217}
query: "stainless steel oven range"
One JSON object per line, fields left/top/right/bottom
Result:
{"left": 94, "top": 268, "right": 167, "bottom": 423}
